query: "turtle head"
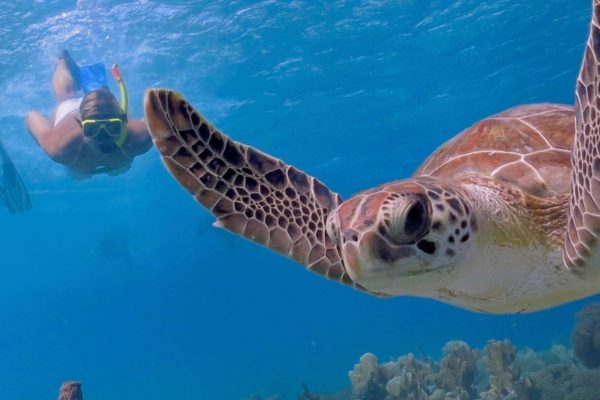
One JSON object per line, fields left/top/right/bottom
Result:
{"left": 326, "top": 179, "right": 477, "bottom": 295}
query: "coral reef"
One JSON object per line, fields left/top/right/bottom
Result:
{"left": 348, "top": 343, "right": 480, "bottom": 400}
{"left": 572, "top": 302, "right": 600, "bottom": 368}
{"left": 61, "top": 303, "right": 600, "bottom": 400}
{"left": 261, "top": 303, "right": 599, "bottom": 400}
{"left": 478, "top": 339, "right": 531, "bottom": 400}
{"left": 433, "top": 341, "right": 477, "bottom": 399}
{"left": 343, "top": 338, "right": 600, "bottom": 400}
{"left": 58, "top": 381, "right": 82, "bottom": 400}
{"left": 349, "top": 352, "right": 434, "bottom": 399}
{"left": 526, "top": 365, "right": 600, "bottom": 400}
{"left": 347, "top": 341, "right": 503, "bottom": 399}
{"left": 341, "top": 335, "right": 600, "bottom": 400}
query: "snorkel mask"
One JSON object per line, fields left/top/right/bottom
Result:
{"left": 81, "top": 64, "right": 129, "bottom": 149}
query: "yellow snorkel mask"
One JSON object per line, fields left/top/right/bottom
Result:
{"left": 80, "top": 64, "right": 129, "bottom": 149}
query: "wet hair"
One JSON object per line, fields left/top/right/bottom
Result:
{"left": 79, "top": 88, "right": 125, "bottom": 120}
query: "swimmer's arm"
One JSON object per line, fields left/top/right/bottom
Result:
{"left": 26, "top": 111, "right": 81, "bottom": 163}
{"left": 125, "top": 118, "right": 153, "bottom": 156}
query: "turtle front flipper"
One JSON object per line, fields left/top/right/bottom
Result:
{"left": 144, "top": 89, "right": 357, "bottom": 288}
{"left": 565, "top": 0, "right": 600, "bottom": 275}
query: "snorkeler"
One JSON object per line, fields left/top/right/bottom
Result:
{"left": 26, "top": 50, "right": 152, "bottom": 178}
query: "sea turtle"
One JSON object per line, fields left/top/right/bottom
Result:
{"left": 143, "top": 1, "right": 600, "bottom": 314}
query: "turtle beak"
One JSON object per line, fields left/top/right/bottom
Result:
{"left": 340, "top": 231, "right": 395, "bottom": 286}
{"left": 341, "top": 242, "right": 361, "bottom": 281}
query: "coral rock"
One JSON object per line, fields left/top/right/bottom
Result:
{"left": 349, "top": 353, "right": 380, "bottom": 386}
{"left": 478, "top": 340, "right": 533, "bottom": 400}
{"left": 433, "top": 340, "right": 477, "bottom": 399}
{"left": 348, "top": 353, "right": 387, "bottom": 399}
{"left": 572, "top": 302, "right": 600, "bottom": 368}
{"left": 58, "top": 381, "right": 82, "bottom": 400}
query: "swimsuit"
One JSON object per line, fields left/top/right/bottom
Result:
{"left": 54, "top": 97, "right": 83, "bottom": 127}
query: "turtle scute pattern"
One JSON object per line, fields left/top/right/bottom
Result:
{"left": 566, "top": 0, "right": 600, "bottom": 273}
{"left": 416, "top": 104, "right": 574, "bottom": 198}
{"left": 145, "top": 89, "right": 358, "bottom": 287}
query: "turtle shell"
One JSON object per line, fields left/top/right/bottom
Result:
{"left": 415, "top": 104, "right": 574, "bottom": 198}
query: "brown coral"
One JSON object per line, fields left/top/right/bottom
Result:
{"left": 485, "top": 339, "right": 520, "bottom": 393}
{"left": 348, "top": 353, "right": 388, "bottom": 399}
{"left": 58, "top": 381, "right": 82, "bottom": 400}
{"left": 434, "top": 341, "right": 478, "bottom": 399}
{"left": 572, "top": 302, "right": 600, "bottom": 368}
{"left": 475, "top": 340, "right": 531, "bottom": 400}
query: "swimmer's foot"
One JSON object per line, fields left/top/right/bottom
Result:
{"left": 58, "top": 50, "right": 81, "bottom": 90}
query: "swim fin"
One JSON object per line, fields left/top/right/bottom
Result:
{"left": 0, "top": 140, "right": 31, "bottom": 214}
{"left": 79, "top": 63, "right": 108, "bottom": 94}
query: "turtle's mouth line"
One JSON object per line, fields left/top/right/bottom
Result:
{"left": 351, "top": 260, "right": 433, "bottom": 290}
{"left": 343, "top": 240, "right": 435, "bottom": 285}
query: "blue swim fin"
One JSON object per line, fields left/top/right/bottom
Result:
{"left": 79, "top": 63, "right": 108, "bottom": 94}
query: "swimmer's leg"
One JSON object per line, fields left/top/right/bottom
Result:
{"left": 52, "top": 50, "right": 81, "bottom": 103}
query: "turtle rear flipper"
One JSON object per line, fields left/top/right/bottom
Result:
{"left": 564, "top": 0, "right": 600, "bottom": 275}
{"left": 144, "top": 89, "right": 358, "bottom": 288}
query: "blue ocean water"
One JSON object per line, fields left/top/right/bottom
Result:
{"left": 0, "top": 0, "right": 594, "bottom": 398}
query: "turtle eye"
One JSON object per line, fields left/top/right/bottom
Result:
{"left": 404, "top": 201, "right": 427, "bottom": 237}
{"left": 385, "top": 195, "right": 430, "bottom": 245}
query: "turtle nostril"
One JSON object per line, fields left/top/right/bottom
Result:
{"left": 343, "top": 230, "right": 360, "bottom": 243}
